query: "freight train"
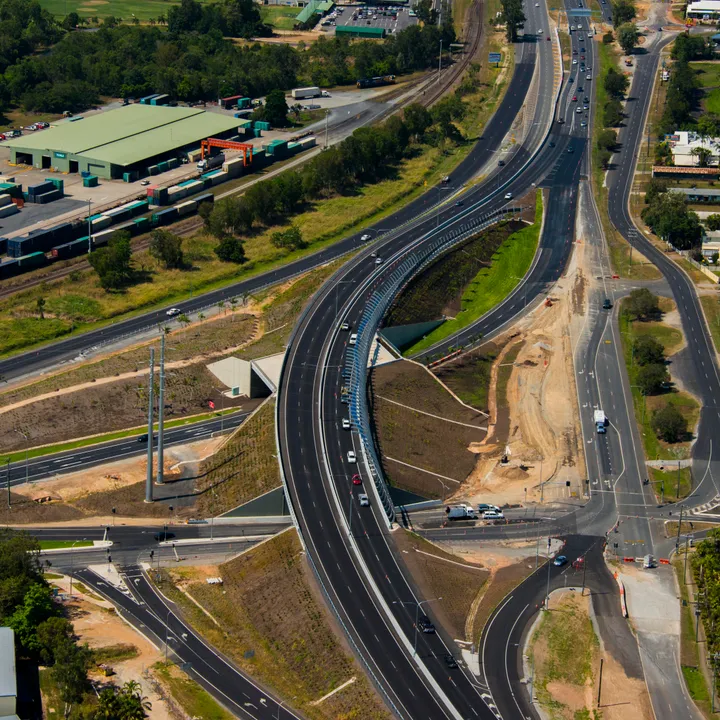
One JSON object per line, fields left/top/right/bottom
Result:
{"left": 0, "top": 193, "right": 215, "bottom": 282}
{"left": 356, "top": 75, "right": 396, "bottom": 89}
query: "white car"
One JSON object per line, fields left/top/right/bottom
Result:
{"left": 349, "top": 333, "right": 358, "bottom": 346}
{"left": 359, "top": 493, "right": 370, "bottom": 507}
{"left": 576, "top": 107, "right": 583, "bottom": 113}
{"left": 375, "top": 257, "right": 383, "bottom": 265}
{"left": 537, "top": 28, "right": 543, "bottom": 34}
{"left": 504, "top": 192, "right": 513, "bottom": 200}
{"left": 340, "top": 321, "right": 350, "bottom": 331}
{"left": 166, "top": 308, "right": 181, "bottom": 317}
{"left": 483, "top": 510, "right": 505, "bottom": 520}
{"left": 140, "top": 179, "right": 151, "bottom": 186}
{"left": 347, "top": 450, "right": 357, "bottom": 463}
{"left": 572, "top": 58, "right": 578, "bottom": 65}
{"left": 586, "top": 74, "right": 592, "bottom": 80}
{"left": 342, "top": 418, "right": 351, "bottom": 430}
{"left": 361, "top": 234, "right": 371, "bottom": 241}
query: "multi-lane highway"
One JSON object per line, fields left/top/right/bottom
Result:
{"left": 3, "top": 411, "right": 249, "bottom": 486}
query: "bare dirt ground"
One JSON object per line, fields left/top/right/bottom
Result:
{"left": 370, "top": 360, "right": 488, "bottom": 498}
{"left": 52, "top": 582, "right": 174, "bottom": 719}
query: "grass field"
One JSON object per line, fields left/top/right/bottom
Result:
{"left": 92, "top": 643, "right": 139, "bottom": 664}
{"left": 692, "top": 62, "right": 720, "bottom": 88}
{"left": 39, "top": 0, "right": 214, "bottom": 21}
{"left": 154, "top": 662, "right": 236, "bottom": 720}
{"left": 260, "top": 4, "right": 302, "bottom": 30}
{"left": 704, "top": 87, "right": 720, "bottom": 114}
{"left": 405, "top": 190, "right": 543, "bottom": 355}
{"left": 39, "top": 539, "right": 93, "bottom": 549}
{"left": 701, "top": 295, "right": 720, "bottom": 354}
{"left": 649, "top": 466, "right": 692, "bottom": 502}
{"left": 156, "top": 530, "right": 392, "bottom": 720}
{"left": 619, "top": 302, "right": 700, "bottom": 461}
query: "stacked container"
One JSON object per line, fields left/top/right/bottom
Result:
{"left": 0, "top": 194, "right": 19, "bottom": 219}
{"left": 140, "top": 94, "right": 161, "bottom": 104}
{"left": 82, "top": 175, "right": 98, "bottom": 188}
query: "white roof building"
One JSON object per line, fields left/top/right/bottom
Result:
{"left": 666, "top": 130, "right": 720, "bottom": 166}
{"left": 687, "top": 0, "right": 720, "bottom": 17}
{"left": 0, "top": 628, "right": 18, "bottom": 720}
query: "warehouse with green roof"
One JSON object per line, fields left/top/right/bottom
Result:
{"left": 4, "top": 105, "right": 241, "bottom": 180}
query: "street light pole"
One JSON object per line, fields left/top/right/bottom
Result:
{"left": 145, "top": 348, "right": 155, "bottom": 503}
{"left": 545, "top": 537, "right": 552, "bottom": 608}
{"left": 157, "top": 333, "right": 166, "bottom": 485}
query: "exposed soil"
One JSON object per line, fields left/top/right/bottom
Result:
{"left": 369, "top": 360, "right": 488, "bottom": 498}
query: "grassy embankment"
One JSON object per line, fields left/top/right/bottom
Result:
{"left": 590, "top": 21, "right": 661, "bottom": 280}
{"left": 674, "top": 556, "right": 715, "bottom": 716}
{"left": 701, "top": 296, "right": 720, "bottom": 355}
{"left": 405, "top": 190, "right": 543, "bottom": 355}
{"left": 1, "top": 18, "right": 513, "bottom": 360}
{"left": 618, "top": 297, "right": 700, "bottom": 467}
{"left": 195, "top": 399, "right": 280, "bottom": 515}
{"left": 529, "top": 592, "right": 599, "bottom": 717}
{"left": 154, "top": 662, "right": 236, "bottom": 720}
{"left": 154, "top": 529, "right": 392, "bottom": 720}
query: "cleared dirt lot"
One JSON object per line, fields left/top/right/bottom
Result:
{"left": 370, "top": 360, "right": 487, "bottom": 498}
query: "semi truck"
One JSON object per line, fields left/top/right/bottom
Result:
{"left": 197, "top": 153, "right": 225, "bottom": 172}
{"left": 291, "top": 87, "right": 331, "bottom": 99}
{"left": 446, "top": 504, "right": 477, "bottom": 520}
{"left": 594, "top": 409, "right": 607, "bottom": 433}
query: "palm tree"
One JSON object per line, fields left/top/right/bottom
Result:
{"left": 691, "top": 146, "right": 712, "bottom": 168}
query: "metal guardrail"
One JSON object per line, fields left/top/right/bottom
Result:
{"left": 348, "top": 206, "right": 521, "bottom": 523}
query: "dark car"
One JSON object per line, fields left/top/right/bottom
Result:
{"left": 455, "top": 200, "right": 464, "bottom": 206}
{"left": 603, "top": 298, "right": 613, "bottom": 309}
{"left": 154, "top": 531, "right": 175, "bottom": 542}
{"left": 137, "top": 433, "right": 148, "bottom": 443}
{"left": 549, "top": 141, "right": 555, "bottom": 147}
{"left": 444, "top": 654, "right": 458, "bottom": 668}
{"left": 498, "top": 159, "right": 506, "bottom": 166}
{"left": 567, "top": 146, "right": 574, "bottom": 153}
{"left": 418, "top": 616, "right": 435, "bottom": 634}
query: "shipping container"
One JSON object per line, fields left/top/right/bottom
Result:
{"left": 82, "top": 175, "right": 98, "bottom": 188}
{"left": 150, "top": 94, "right": 169, "bottom": 106}
{"left": 50, "top": 223, "right": 74, "bottom": 244}
{"left": 0, "top": 204, "right": 17, "bottom": 219}
{"left": 90, "top": 215, "right": 112, "bottom": 231}
{"left": 176, "top": 200, "right": 197, "bottom": 216}
{"left": 237, "top": 97, "right": 252, "bottom": 109}
{"left": 167, "top": 158, "right": 179, "bottom": 169}
{"left": 148, "top": 165, "right": 159, "bottom": 176}
{"left": 157, "top": 161, "right": 169, "bottom": 173}
{"left": 45, "top": 177, "right": 64, "bottom": 193}
{"left": 151, "top": 207, "right": 179, "bottom": 226}
{"left": 210, "top": 171, "right": 229, "bottom": 186}
{"left": 122, "top": 171, "right": 139, "bottom": 183}
{"left": 133, "top": 216, "right": 151, "bottom": 233}
{"left": 52, "top": 237, "right": 89, "bottom": 260}
{"left": 0, "top": 193, "right": 12, "bottom": 208}
{"left": 194, "top": 193, "right": 215, "bottom": 207}
{"left": 219, "top": 94, "right": 242, "bottom": 109}
{"left": 140, "top": 94, "right": 161, "bottom": 105}
{"left": 17, "top": 251, "right": 47, "bottom": 269}
{"left": 0, "top": 259, "right": 19, "bottom": 279}
{"left": 298, "top": 136, "right": 317, "bottom": 149}
{"left": 0, "top": 237, "right": 6, "bottom": 254}
{"left": 36, "top": 189, "right": 63, "bottom": 204}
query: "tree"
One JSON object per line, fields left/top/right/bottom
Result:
{"left": 94, "top": 680, "right": 151, "bottom": 720}
{"left": 598, "top": 149, "right": 612, "bottom": 169}
{"left": 633, "top": 335, "right": 665, "bottom": 365}
{"left": 51, "top": 638, "right": 91, "bottom": 718}
{"left": 415, "top": 0, "right": 437, "bottom": 24}
{"left": 708, "top": 214, "right": 720, "bottom": 231}
{"left": 36, "top": 297, "right": 46, "bottom": 319}
{"left": 603, "top": 99, "right": 623, "bottom": 127}
{"left": 691, "top": 146, "right": 712, "bottom": 168}
{"left": 604, "top": 67, "right": 629, "bottom": 98}
{"left": 404, "top": 103, "right": 433, "bottom": 142}
{"left": 645, "top": 177, "right": 668, "bottom": 205}
{"left": 617, "top": 23, "right": 639, "bottom": 54}
{"left": 271, "top": 225, "right": 306, "bottom": 251}
{"left": 624, "top": 288, "right": 660, "bottom": 320}
{"left": 697, "top": 113, "right": 720, "bottom": 140}
{"left": 641, "top": 191, "right": 702, "bottom": 250}
{"left": 214, "top": 236, "right": 246, "bottom": 263}
{"left": 262, "top": 88, "right": 289, "bottom": 127}
{"left": 8, "top": 583, "right": 59, "bottom": 657}
{"left": 499, "top": 0, "right": 525, "bottom": 42}
{"left": 637, "top": 363, "right": 670, "bottom": 395}
{"left": 88, "top": 232, "right": 133, "bottom": 290}
{"left": 36, "top": 616, "right": 74, "bottom": 666}
{"left": 63, "top": 11, "right": 80, "bottom": 30}
{"left": 149, "top": 229, "right": 184, "bottom": 269}
{"left": 612, "top": 0, "right": 637, "bottom": 24}
{"left": 603, "top": 31, "right": 614, "bottom": 44}
{"left": 597, "top": 128, "right": 618, "bottom": 151}
{"left": 651, "top": 403, "right": 687, "bottom": 443}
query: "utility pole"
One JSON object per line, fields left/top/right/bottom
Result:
{"left": 684, "top": 535, "right": 690, "bottom": 585}
{"left": 5, "top": 458, "right": 10, "bottom": 509}
{"left": 545, "top": 537, "right": 552, "bottom": 608}
{"left": 676, "top": 461, "right": 681, "bottom": 499}
{"left": 87, "top": 199, "right": 92, "bottom": 254}
{"left": 676, "top": 504, "right": 684, "bottom": 550}
{"left": 437, "top": 39, "right": 443, "bottom": 81}
{"left": 157, "top": 333, "right": 166, "bottom": 485}
{"left": 597, "top": 658, "right": 604, "bottom": 707}
{"left": 325, "top": 110, "right": 329, "bottom": 148}
{"left": 145, "top": 349, "right": 155, "bottom": 503}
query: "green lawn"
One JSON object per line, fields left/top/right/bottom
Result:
{"left": 701, "top": 295, "right": 720, "bottom": 354}
{"left": 649, "top": 466, "right": 692, "bottom": 502}
{"left": 691, "top": 62, "right": 720, "bottom": 88}
{"left": 39, "top": 540, "right": 93, "bottom": 549}
{"left": 260, "top": 4, "right": 302, "bottom": 30}
{"left": 154, "top": 663, "right": 235, "bottom": 720}
{"left": 704, "top": 87, "right": 720, "bottom": 114}
{"left": 39, "top": 0, "right": 215, "bottom": 21}
{"left": 406, "top": 190, "right": 543, "bottom": 355}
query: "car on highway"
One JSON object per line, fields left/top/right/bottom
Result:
{"left": 537, "top": 28, "right": 543, "bottom": 34}
{"left": 347, "top": 450, "right": 357, "bottom": 463}
{"left": 418, "top": 616, "right": 435, "bottom": 633}
{"left": 584, "top": 96, "right": 590, "bottom": 103}
{"left": 504, "top": 192, "right": 513, "bottom": 199}
{"left": 573, "top": 49, "right": 577, "bottom": 55}
{"left": 580, "top": 121, "right": 587, "bottom": 127}
{"left": 572, "top": 95, "right": 577, "bottom": 101}
{"left": 374, "top": 256, "right": 383, "bottom": 265}
{"left": 154, "top": 530, "right": 175, "bottom": 542}
{"left": 359, "top": 493, "right": 370, "bottom": 507}
{"left": 580, "top": 46, "right": 585, "bottom": 52}
{"left": 444, "top": 654, "right": 458, "bottom": 669}
{"left": 576, "top": 107, "right": 583, "bottom": 113}
{"left": 483, "top": 510, "right": 505, "bottom": 520}
{"left": 572, "top": 59, "right": 578, "bottom": 65}
{"left": 361, "top": 233, "right": 371, "bottom": 241}
{"left": 586, "top": 74, "right": 592, "bottom": 80}
{"left": 549, "top": 141, "right": 555, "bottom": 147}
{"left": 497, "top": 159, "right": 505, "bottom": 166}
{"left": 352, "top": 473, "right": 362, "bottom": 485}
{"left": 340, "top": 321, "right": 350, "bottom": 331}
{"left": 547, "top": 36, "right": 550, "bottom": 40}
{"left": 478, "top": 503, "right": 501, "bottom": 514}
{"left": 166, "top": 307, "right": 182, "bottom": 317}
{"left": 603, "top": 298, "right": 613, "bottom": 309}
{"left": 349, "top": 333, "right": 358, "bottom": 345}
{"left": 554, "top": 555, "right": 568, "bottom": 566}
{"left": 455, "top": 200, "right": 464, "bottom": 206}
{"left": 568, "top": 77, "right": 573, "bottom": 83}
{"left": 342, "top": 418, "right": 351, "bottom": 429}
{"left": 567, "top": 146, "right": 574, "bottom": 153}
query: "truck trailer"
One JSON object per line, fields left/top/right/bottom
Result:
{"left": 446, "top": 504, "right": 477, "bottom": 520}
{"left": 594, "top": 409, "right": 607, "bottom": 433}
{"left": 197, "top": 153, "right": 225, "bottom": 172}
{"left": 290, "top": 87, "right": 330, "bottom": 99}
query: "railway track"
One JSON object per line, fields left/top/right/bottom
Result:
{"left": 0, "top": 8, "right": 484, "bottom": 301}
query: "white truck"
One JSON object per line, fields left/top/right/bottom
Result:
{"left": 291, "top": 87, "right": 331, "bottom": 100}
{"left": 446, "top": 504, "right": 477, "bottom": 520}
{"left": 594, "top": 409, "right": 607, "bottom": 434}
{"left": 197, "top": 152, "right": 225, "bottom": 172}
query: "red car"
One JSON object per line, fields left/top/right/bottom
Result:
{"left": 352, "top": 474, "right": 362, "bottom": 485}
{"left": 572, "top": 95, "right": 577, "bottom": 101}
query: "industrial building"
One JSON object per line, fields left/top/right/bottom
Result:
{"left": 686, "top": 0, "right": 720, "bottom": 17}
{"left": 4, "top": 105, "right": 241, "bottom": 180}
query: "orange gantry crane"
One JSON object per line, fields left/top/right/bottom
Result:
{"left": 200, "top": 138, "right": 254, "bottom": 166}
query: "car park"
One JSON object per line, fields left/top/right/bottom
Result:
{"left": 347, "top": 450, "right": 357, "bottom": 463}
{"left": 166, "top": 307, "right": 181, "bottom": 316}
{"left": 554, "top": 555, "right": 568, "bottom": 566}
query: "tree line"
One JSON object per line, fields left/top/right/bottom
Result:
{"left": 641, "top": 178, "right": 701, "bottom": 250}
{"left": 0, "top": 0, "right": 454, "bottom": 115}
{"left": 0, "top": 529, "right": 151, "bottom": 718}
